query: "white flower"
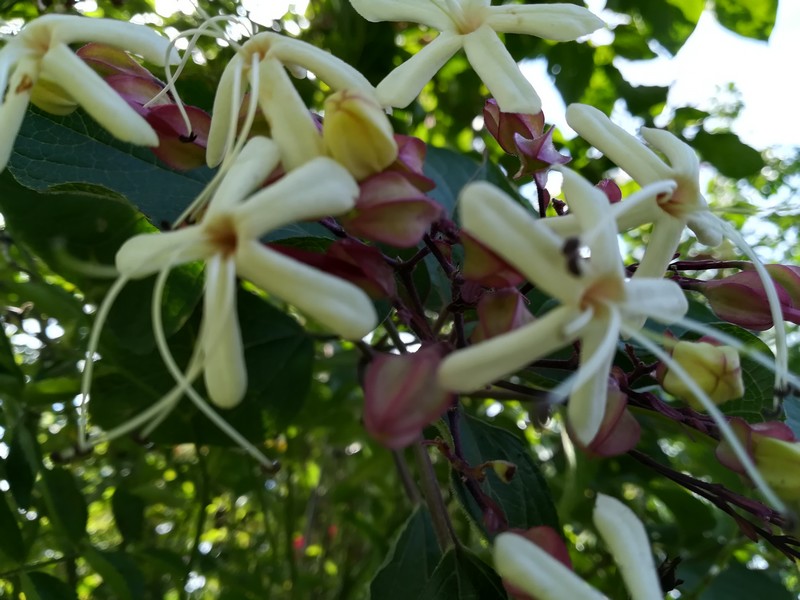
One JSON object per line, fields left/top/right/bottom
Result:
{"left": 438, "top": 168, "right": 687, "bottom": 444}
{"left": 494, "top": 494, "right": 663, "bottom": 600}
{"left": 206, "top": 31, "right": 378, "bottom": 170}
{"left": 563, "top": 103, "right": 723, "bottom": 279}
{"left": 0, "top": 14, "right": 178, "bottom": 170}
{"left": 116, "top": 136, "right": 378, "bottom": 409}
{"left": 348, "top": 0, "right": 604, "bottom": 113}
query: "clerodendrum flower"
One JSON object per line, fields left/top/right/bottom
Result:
{"left": 437, "top": 168, "right": 687, "bottom": 444}
{"left": 347, "top": 0, "right": 604, "bottom": 113}
{"left": 0, "top": 15, "right": 178, "bottom": 170}
{"left": 494, "top": 494, "right": 663, "bottom": 600}
{"left": 205, "top": 31, "right": 378, "bottom": 170}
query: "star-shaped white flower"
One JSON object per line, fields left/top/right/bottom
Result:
{"left": 116, "top": 136, "right": 378, "bottom": 409}
{"left": 562, "top": 102, "right": 723, "bottom": 279}
{"left": 494, "top": 494, "right": 663, "bottom": 600}
{"left": 438, "top": 168, "right": 687, "bottom": 444}
{"left": 348, "top": 0, "right": 604, "bottom": 113}
{"left": 0, "top": 14, "right": 178, "bottom": 170}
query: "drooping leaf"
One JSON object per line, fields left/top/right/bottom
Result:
{"left": 688, "top": 130, "right": 764, "bottom": 179}
{"left": 0, "top": 493, "right": 25, "bottom": 563}
{"left": 83, "top": 546, "right": 145, "bottom": 600}
{"left": 370, "top": 506, "right": 442, "bottom": 599}
{"left": 698, "top": 561, "right": 792, "bottom": 600}
{"left": 418, "top": 547, "right": 507, "bottom": 600}
{"left": 20, "top": 572, "right": 78, "bottom": 600}
{"left": 111, "top": 488, "right": 146, "bottom": 545}
{"left": 0, "top": 330, "right": 24, "bottom": 398}
{"left": 5, "top": 422, "right": 41, "bottom": 509}
{"left": 38, "top": 467, "right": 88, "bottom": 547}
{"left": 451, "top": 413, "right": 559, "bottom": 536}
{"left": 713, "top": 0, "right": 777, "bottom": 41}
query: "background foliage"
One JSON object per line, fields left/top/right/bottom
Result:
{"left": 0, "top": 0, "right": 798, "bottom": 598}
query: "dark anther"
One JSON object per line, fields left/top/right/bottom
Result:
{"left": 562, "top": 236, "right": 583, "bottom": 276}
{"left": 179, "top": 131, "right": 198, "bottom": 143}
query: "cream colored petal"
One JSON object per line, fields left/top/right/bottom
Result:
{"left": 493, "top": 532, "right": 605, "bottom": 600}
{"left": 622, "top": 278, "right": 688, "bottom": 325}
{"left": 235, "top": 241, "right": 377, "bottom": 339}
{"left": 41, "top": 14, "right": 178, "bottom": 65}
{"left": 593, "top": 494, "right": 663, "bottom": 600}
{"left": 568, "top": 312, "right": 619, "bottom": 445}
{"left": 641, "top": 127, "right": 699, "bottom": 181}
{"left": 376, "top": 32, "right": 464, "bottom": 109}
{"left": 460, "top": 181, "right": 584, "bottom": 304}
{"left": 0, "top": 43, "right": 28, "bottom": 100}
{"left": 257, "top": 57, "right": 324, "bottom": 170}
{"left": 566, "top": 103, "right": 671, "bottom": 184}
{"left": 487, "top": 4, "right": 604, "bottom": 40}
{"left": 268, "top": 36, "right": 377, "bottom": 95}
{"left": 463, "top": 25, "right": 540, "bottom": 114}
{"left": 348, "top": 0, "right": 452, "bottom": 29}
{"left": 687, "top": 210, "right": 724, "bottom": 247}
{"left": 611, "top": 180, "right": 677, "bottom": 232}
{"left": 206, "top": 136, "right": 281, "bottom": 217}
{"left": 235, "top": 157, "right": 358, "bottom": 238}
{"left": 202, "top": 254, "right": 247, "bottom": 409}
{"left": 115, "top": 228, "right": 211, "bottom": 278}
{"left": 632, "top": 216, "right": 684, "bottom": 280}
{"left": 206, "top": 55, "right": 244, "bottom": 168}
{"left": 0, "top": 59, "right": 37, "bottom": 172}
{"left": 41, "top": 44, "right": 157, "bottom": 146}
{"left": 438, "top": 306, "right": 576, "bottom": 393}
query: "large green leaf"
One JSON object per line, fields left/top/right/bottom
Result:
{"left": 370, "top": 506, "right": 442, "bottom": 599}
{"left": 0, "top": 329, "right": 24, "bottom": 399}
{"left": 5, "top": 421, "right": 41, "bottom": 509}
{"left": 0, "top": 493, "right": 25, "bottom": 564}
{"left": 111, "top": 488, "right": 146, "bottom": 545}
{"left": 418, "top": 547, "right": 507, "bottom": 600}
{"left": 688, "top": 130, "right": 764, "bottom": 179}
{"left": 83, "top": 546, "right": 145, "bottom": 600}
{"left": 698, "top": 562, "right": 792, "bottom": 599}
{"left": 606, "top": 0, "right": 703, "bottom": 55}
{"left": 20, "top": 572, "right": 78, "bottom": 600}
{"left": 38, "top": 467, "right": 87, "bottom": 547}
{"left": 713, "top": 0, "right": 777, "bottom": 41}
{"left": 451, "top": 413, "right": 559, "bottom": 536}
{"left": 8, "top": 107, "right": 212, "bottom": 225}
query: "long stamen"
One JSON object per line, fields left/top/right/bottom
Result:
{"left": 716, "top": 217, "right": 789, "bottom": 409}
{"left": 221, "top": 51, "right": 261, "bottom": 171}
{"left": 77, "top": 274, "right": 130, "bottom": 451}
{"left": 622, "top": 323, "right": 789, "bottom": 514}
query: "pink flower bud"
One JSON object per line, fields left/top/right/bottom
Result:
{"left": 595, "top": 179, "right": 622, "bottom": 203}
{"left": 390, "top": 134, "right": 436, "bottom": 191}
{"left": 340, "top": 172, "right": 443, "bottom": 247}
{"left": 363, "top": 345, "right": 454, "bottom": 449}
{"left": 471, "top": 288, "right": 534, "bottom": 343}
{"left": 573, "top": 376, "right": 641, "bottom": 457}
{"left": 145, "top": 104, "right": 211, "bottom": 171}
{"left": 696, "top": 269, "right": 800, "bottom": 330}
{"left": 502, "top": 526, "right": 573, "bottom": 600}
{"left": 77, "top": 43, "right": 159, "bottom": 81}
{"left": 460, "top": 232, "right": 525, "bottom": 288}
{"left": 657, "top": 337, "right": 744, "bottom": 409}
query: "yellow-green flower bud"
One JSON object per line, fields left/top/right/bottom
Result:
{"left": 753, "top": 436, "right": 800, "bottom": 501}
{"left": 323, "top": 90, "right": 398, "bottom": 180}
{"left": 660, "top": 339, "right": 744, "bottom": 410}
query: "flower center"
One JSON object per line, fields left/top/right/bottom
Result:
{"left": 657, "top": 176, "right": 702, "bottom": 219}
{"left": 438, "top": 0, "right": 489, "bottom": 34}
{"left": 205, "top": 214, "right": 239, "bottom": 257}
{"left": 581, "top": 276, "right": 626, "bottom": 311}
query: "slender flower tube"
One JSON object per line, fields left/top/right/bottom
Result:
{"left": 438, "top": 169, "right": 687, "bottom": 444}
{"left": 116, "top": 136, "right": 378, "bottom": 408}
{"left": 348, "top": 0, "right": 604, "bottom": 113}
{"left": 0, "top": 15, "right": 178, "bottom": 170}
{"left": 493, "top": 494, "right": 662, "bottom": 600}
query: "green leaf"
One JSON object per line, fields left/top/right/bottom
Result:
{"left": 549, "top": 42, "right": 595, "bottom": 105}
{"left": 606, "top": 0, "right": 703, "bottom": 55}
{"left": 370, "top": 506, "right": 442, "bottom": 599}
{"left": 9, "top": 107, "right": 213, "bottom": 225}
{"left": 451, "top": 413, "right": 559, "bottom": 536}
{"left": 698, "top": 562, "right": 792, "bottom": 599}
{"left": 39, "top": 467, "right": 87, "bottom": 546}
{"left": 0, "top": 493, "right": 25, "bottom": 563}
{"left": 784, "top": 397, "right": 800, "bottom": 439}
{"left": 0, "top": 329, "right": 24, "bottom": 399}
{"left": 20, "top": 572, "right": 78, "bottom": 600}
{"left": 111, "top": 488, "right": 146, "bottom": 544}
{"left": 5, "top": 422, "right": 41, "bottom": 509}
{"left": 713, "top": 0, "right": 777, "bottom": 41}
{"left": 83, "top": 546, "right": 145, "bottom": 600}
{"left": 418, "top": 547, "right": 507, "bottom": 600}
{"left": 688, "top": 130, "right": 764, "bottom": 179}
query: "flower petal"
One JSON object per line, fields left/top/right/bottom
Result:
{"left": 611, "top": 179, "right": 677, "bottom": 231}
{"left": 567, "top": 313, "right": 619, "bottom": 445}
{"left": 257, "top": 57, "right": 325, "bottom": 170}
{"left": 493, "top": 532, "right": 605, "bottom": 600}
{"left": 0, "top": 59, "right": 37, "bottom": 171}
{"left": 622, "top": 278, "right": 688, "bottom": 324}
{"left": 566, "top": 103, "right": 671, "bottom": 184}
{"left": 206, "top": 136, "right": 281, "bottom": 217}
{"left": 206, "top": 54, "right": 244, "bottom": 168}
{"left": 641, "top": 127, "right": 699, "bottom": 181}
{"left": 634, "top": 216, "right": 684, "bottom": 280}
{"left": 487, "top": 4, "right": 604, "bottom": 40}
{"left": 202, "top": 254, "right": 247, "bottom": 409}
{"left": 348, "top": 0, "right": 452, "bottom": 29}
{"left": 459, "top": 181, "right": 584, "bottom": 304}
{"left": 438, "top": 305, "right": 576, "bottom": 393}
{"left": 687, "top": 208, "right": 724, "bottom": 247}
{"left": 116, "top": 228, "right": 211, "bottom": 278}
{"left": 376, "top": 32, "right": 463, "bottom": 109}
{"left": 0, "top": 42, "right": 27, "bottom": 101}
{"left": 235, "top": 157, "right": 358, "bottom": 238}
{"left": 236, "top": 241, "right": 377, "bottom": 339}
{"left": 593, "top": 494, "right": 663, "bottom": 600}
{"left": 463, "top": 25, "right": 540, "bottom": 114}
{"left": 41, "top": 44, "right": 158, "bottom": 146}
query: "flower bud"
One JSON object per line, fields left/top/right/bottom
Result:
{"left": 323, "top": 90, "right": 398, "bottom": 180}
{"left": 77, "top": 42, "right": 158, "bottom": 80}
{"left": 658, "top": 337, "right": 744, "bottom": 409}
{"left": 574, "top": 376, "right": 640, "bottom": 457}
{"left": 460, "top": 231, "right": 525, "bottom": 288}
{"left": 695, "top": 269, "right": 800, "bottom": 330}
{"left": 30, "top": 79, "right": 77, "bottom": 115}
{"left": 716, "top": 417, "right": 795, "bottom": 475}
{"left": 363, "top": 345, "right": 454, "bottom": 449}
{"left": 340, "top": 172, "right": 443, "bottom": 247}
{"left": 490, "top": 460, "right": 517, "bottom": 483}
{"left": 471, "top": 288, "right": 533, "bottom": 343}
{"left": 501, "top": 526, "right": 573, "bottom": 600}
{"left": 391, "top": 134, "right": 436, "bottom": 191}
